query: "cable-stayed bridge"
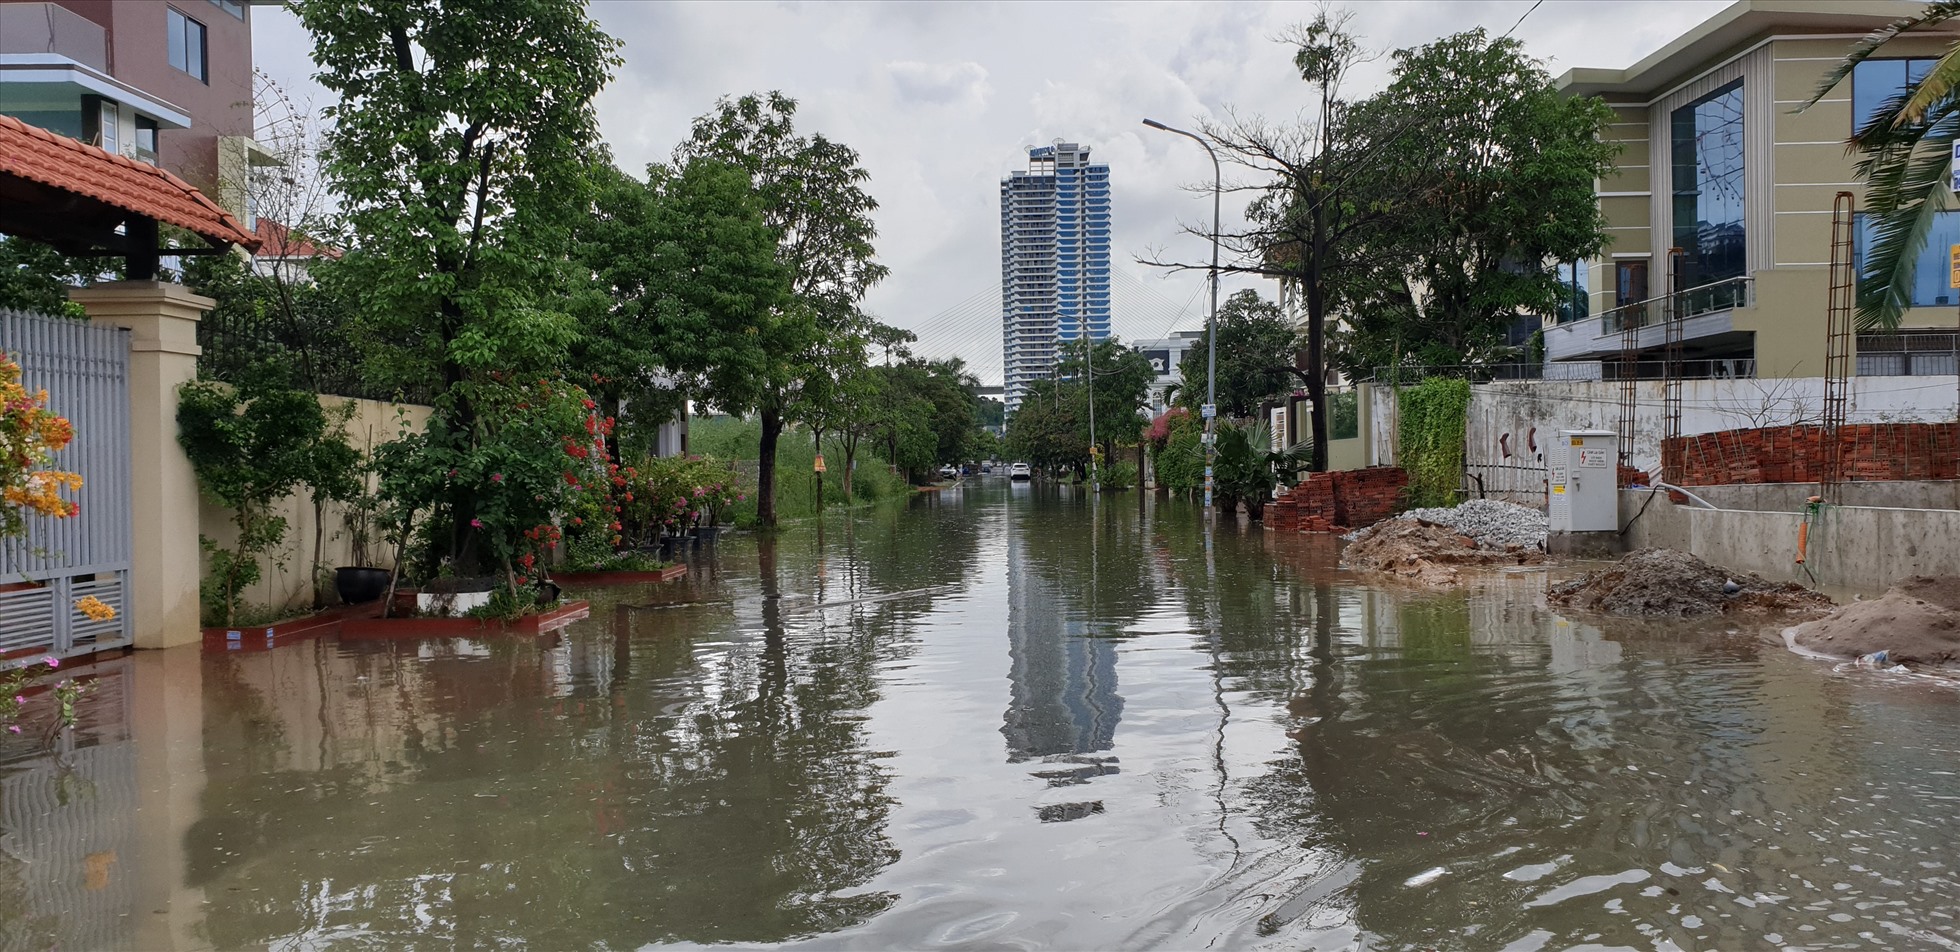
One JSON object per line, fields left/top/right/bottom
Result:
{"left": 901, "top": 269, "right": 1212, "bottom": 387}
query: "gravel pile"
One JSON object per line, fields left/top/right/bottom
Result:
{"left": 1346, "top": 499, "right": 1548, "bottom": 550}
{"left": 1548, "top": 547, "right": 1834, "bottom": 618}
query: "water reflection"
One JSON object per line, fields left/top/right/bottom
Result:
{"left": 0, "top": 482, "right": 1956, "bottom": 950}
{"left": 1002, "top": 491, "right": 1123, "bottom": 763}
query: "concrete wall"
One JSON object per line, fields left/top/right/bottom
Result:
{"left": 1620, "top": 490, "right": 1960, "bottom": 595}
{"left": 1464, "top": 376, "right": 1958, "bottom": 477}
{"left": 196, "top": 395, "right": 432, "bottom": 618}
{"left": 1682, "top": 479, "right": 1960, "bottom": 512}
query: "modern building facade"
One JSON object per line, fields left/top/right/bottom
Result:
{"left": 1000, "top": 142, "right": 1111, "bottom": 414}
{"left": 1547, "top": 0, "right": 1960, "bottom": 380}
{"left": 0, "top": 0, "right": 265, "bottom": 217}
{"left": 1133, "top": 329, "right": 1204, "bottom": 415}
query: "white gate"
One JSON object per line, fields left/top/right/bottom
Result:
{"left": 0, "top": 308, "right": 133, "bottom": 659}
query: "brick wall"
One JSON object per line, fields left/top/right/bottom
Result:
{"left": 1267, "top": 466, "right": 1409, "bottom": 533}
{"left": 1663, "top": 422, "right": 1960, "bottom": 486}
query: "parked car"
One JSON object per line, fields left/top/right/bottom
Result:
{"left": 1009, "top": 462, "right": 1032, "bottom": 481}
{"left": 938, "top": 464, "right": 958, "bottom": 479}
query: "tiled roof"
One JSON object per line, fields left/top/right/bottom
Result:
{"left": 253, "top": 218, "right": 339, "bottom": 259}
{"left": 0, "top": 113, "right": 260, "bottom": 251}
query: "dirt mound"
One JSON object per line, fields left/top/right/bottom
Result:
{"left": 1342, "top": 518, "right": 1543, "bottom": 586}
{"left": 1547, "top": 548, "right": 1834, "bottom": 618}
{"left": 1791, "top": 576, "right": 1960, "bottom": 666}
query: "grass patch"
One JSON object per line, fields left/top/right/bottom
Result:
{"left": 690, "top": 416, "right": 913, "bottom": 525}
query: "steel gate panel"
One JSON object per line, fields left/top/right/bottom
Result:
{"left": 0, "top": 308, "right": 133, "bottom": 659}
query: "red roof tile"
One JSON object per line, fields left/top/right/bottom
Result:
{"left": 254, "top": 218, "right": 339, "bottom": 259}
{"left": 0, "top": 113, "right": 260, "bottom": 251}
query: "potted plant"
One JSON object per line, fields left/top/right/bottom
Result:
{"left": 334, "top": 487, "right": 392, "bottom": 606}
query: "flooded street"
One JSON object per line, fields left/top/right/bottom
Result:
{"left": 5, "top": 480, "right": 1960, "bottom": 950}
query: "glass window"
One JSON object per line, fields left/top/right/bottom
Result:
{"left": 1671, "top": 80, "right": 1746, "bottom": 289}
{"left": 167, "top": 8, "right": 207, "bottom": 83}
{"left": 1554, "top": 260, "right": 1590, "bottom": 323}
{"left": 208, "top": 0, "right": 244, "bottom": 19}
{"left": 1854, "top": 211, "right": 1960, "bottom": 308}
{"left": 97, "top": 100, "right": 118, "bottom": 154}
{"left": 134, "top": 116, "right": 158, "bottom": 162}
{"left": 1852, "top": 57, "right": 1936, "bottom": 136}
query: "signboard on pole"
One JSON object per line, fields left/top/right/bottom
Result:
{"left": 1951, "top": 141, "right": 1960, "bottom": 193}
{"left": 1950, "top": 244, "right": 1960, "bottom": 289}
{"left": 1201, "top": 403, "right": 1216, "bottom": 420}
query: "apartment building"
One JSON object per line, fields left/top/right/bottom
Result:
{"left": 1547, "top": 0, "right": 1960, "bottom": 380}
{"left": 0, "top": 0, "right": 266, "bottom": 217}
{"left": 1000, "top": 142, "right": 1112, "bottom": 415}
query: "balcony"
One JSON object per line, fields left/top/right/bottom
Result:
{"left": 1545, "top": 275, "right": 1752, "bottom": 363}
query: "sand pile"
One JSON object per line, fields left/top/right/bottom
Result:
{"left": 1342, "top": 517, "right": 1543, "bottom": 586}
{"left": 1547, "top": 547, "right": 1834, "bottom": 618}
{"left": 1791, "top": 576, "right": 1960, "bottom": 666}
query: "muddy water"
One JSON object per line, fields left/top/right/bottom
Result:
{"left": 3, "top": 481, "right": 1959, "bottom": 950}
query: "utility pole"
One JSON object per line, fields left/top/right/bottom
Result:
{"left": 1086, "top": 339, "right": 1097, "bottom": 489}
{"left": 1142, "top": 118, "right": 1221, "bottom": 520}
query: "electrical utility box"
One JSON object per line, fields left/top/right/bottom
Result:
{"left": 1549, "top": 429, "right": 1618, "bottom": 533}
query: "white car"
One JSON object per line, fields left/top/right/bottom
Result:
{"left": 938, "top": 464, "right": 958, "bottom": 479}
{"left": 1009, "top": 462, "right": 1032, "bottom": 481}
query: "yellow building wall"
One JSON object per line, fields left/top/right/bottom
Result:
{"left": 196, "top": 395, "right": 433, "bottom": 620}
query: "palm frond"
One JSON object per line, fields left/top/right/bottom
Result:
{"left": 1898, "top": 45, "right": 1960, "bottom": 127}
{"left": 1796, "top": 1, "right": 1960, "bottom": 115}
{"left": 1852, "top": 119, "right": 1958, "bottom": 329}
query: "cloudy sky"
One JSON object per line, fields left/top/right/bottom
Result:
{"left": 253, "top": 0, "right": 1732, "bottom": 384}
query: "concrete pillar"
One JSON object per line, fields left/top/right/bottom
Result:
{"left": 69, "top": 281, "right": 211, "bottom": 649}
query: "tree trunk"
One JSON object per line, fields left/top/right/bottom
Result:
{"left": 1304, "top": 198, "right": 1331, "bottom": 473}
{"left": 841, "top": 435, "right": 858, "bottom": 501}
{"left": 757, "top": 405, "right": 783, "bottom": 527}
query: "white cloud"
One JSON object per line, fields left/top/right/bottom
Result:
{"left": 252, "top": 0, "right": 1734, "bottom": 383}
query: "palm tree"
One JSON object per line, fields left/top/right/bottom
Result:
{"left": 1801, "top": 2, "right": 1960, "bottom": 329}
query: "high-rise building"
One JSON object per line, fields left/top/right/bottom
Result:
{"left": 1000, "top": 142, "right": 1110, "bottom": 415}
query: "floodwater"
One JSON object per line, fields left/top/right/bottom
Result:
{"left": 4, "top": 482, "right": 1960, "bottom": 951}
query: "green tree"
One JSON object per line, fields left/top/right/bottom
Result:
{"left": 0, "top": 236, "right": 95, "bottom": 318}
{"left": 1004, "top": 380, "right": 1088, "bottom": 476}
{"left": 1801, "top": 3, "right": 1960, "bottom": 329}
{"left": 1174, "top": 290, "right": 1299, "bottom": 421}
{"left": 674, "top": 92, "right": 887, "bottom": 526}
{"left": 574, "top": 158, "right": 788, "bottom": 462}
{"left": 296, "top": 0, "right": 620, "bottom": 572}
{"left": 1062, "top": 338, "right": 1155, "bottom": 464}
{"left": 1331, "top": 30, "right": 1616, "bottom": 373}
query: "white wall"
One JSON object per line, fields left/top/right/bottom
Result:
{"left": 1462, "top": 376, "right": 1958, "bottom": 477}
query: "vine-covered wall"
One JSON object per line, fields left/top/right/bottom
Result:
{"left": 1397, "top": 378, "right": 1471, "bottom": 509}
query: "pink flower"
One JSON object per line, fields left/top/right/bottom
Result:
{"left": 11, "top": 695, "right": 21, "bottom": 705}
{"left": 490, "top": 473, "right": 504, "bottom": 483}
{"left": 42, "top": 657, "right": 57, "bottom": 669}
{"left": 5, "top": 726, "right": 17, "bottom": 735}
{"left": 470, "top": 518, "right": 483, "bottom": 528}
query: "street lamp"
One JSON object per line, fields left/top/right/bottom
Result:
{"left": 1142, "top": 118, "right": 1221, "bottom": 518}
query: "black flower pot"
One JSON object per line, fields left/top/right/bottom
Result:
{"left": 334, "top": 566, "right": 392, "bottom": 606}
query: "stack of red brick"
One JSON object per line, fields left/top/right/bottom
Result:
{"left": 1266, "top": 466, "right": 1409, "bottom": 533}
{"left": 1662, "top": 422, "right": 1960, "bottom": 486}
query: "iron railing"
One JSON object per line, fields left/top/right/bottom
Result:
{"left": 1596, "top": 275, "right": 1754, "bottom": 334}
{"left": 1363, "top": 358, "right": 1756, "bottom": 384}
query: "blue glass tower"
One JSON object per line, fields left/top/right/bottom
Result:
{"left": 1001, "top": 143, "right": 1111, "bottom": 415}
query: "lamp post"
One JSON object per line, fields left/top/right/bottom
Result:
{"left": 1142, "top": 118, "right": 1221, "bottom": 519}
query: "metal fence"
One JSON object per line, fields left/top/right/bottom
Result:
{"left": 1857, "top": 331, "right": 1960, "bottom": 377}
{"left": 1363, "top": 358, "right": 1756, "bottom": 384}
{"left": 0, "top": 308, "right": 132, "bottom": 659}
{"left": 195, "top": 298, "right": 424, "bottom": 402}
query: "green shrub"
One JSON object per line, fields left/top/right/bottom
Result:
{"left": 1097, "top": 461, "right": 1139, "bottom": 490}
